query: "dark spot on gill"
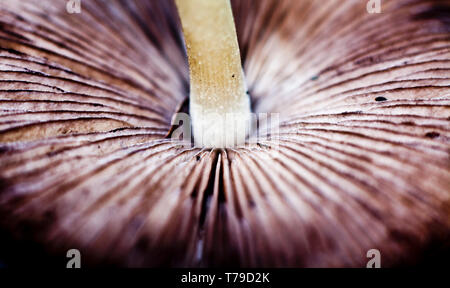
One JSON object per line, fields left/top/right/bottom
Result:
{"left": 355, "top": 56, "right": 380, "bottom": 66}
{"left": 425, "top": 132, "right": 440, "bottom": 139}
{"left": 108, "top": 127, "right": 128, "bottom": 133}
{"left": 46, "top": 150, "right": 59, "bottom": 157}
{"left": 232, "top": 74, "right": 235, "bottom": 78}
{"left": 375, "top": 96, "right": 387, "bottom": 102}
{"left": 24, "top": 70, "right": 47, "bottom": 77}
{"left": 2, "top": 48, "right": 25, "bottom": 56}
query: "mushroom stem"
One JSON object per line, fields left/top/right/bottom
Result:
{"left": 175, "top": 0, "right": 251, "bottom": 148}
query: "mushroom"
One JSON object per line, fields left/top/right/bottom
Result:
{"left": 0, "top": 0, "right": 449, "bottom": 267}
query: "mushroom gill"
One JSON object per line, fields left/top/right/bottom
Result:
{"left": 0, "top": 0, "right": 449, "bottom": 267}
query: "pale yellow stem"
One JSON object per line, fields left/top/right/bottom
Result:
{"left": 175, "top": 0, "right": 251, "bottom": 148}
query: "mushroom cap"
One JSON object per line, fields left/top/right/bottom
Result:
{"left": 0, "top": 0, "right": 449, "bottom": 267}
